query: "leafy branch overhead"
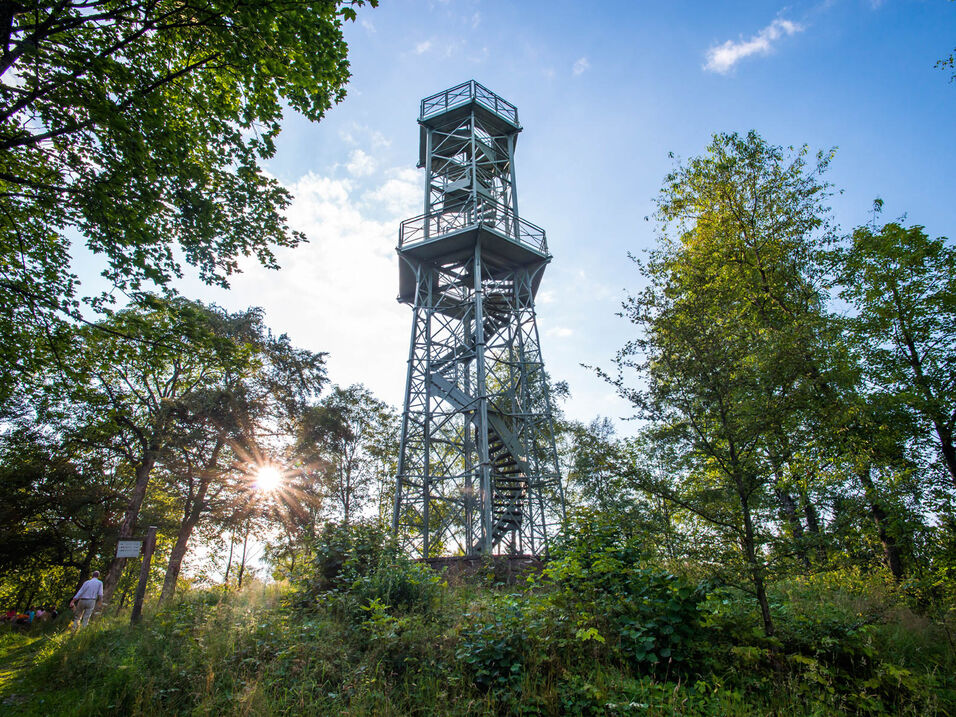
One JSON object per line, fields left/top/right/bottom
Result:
{"left": 0, "top": 0, "right": 375, "bottom": 405}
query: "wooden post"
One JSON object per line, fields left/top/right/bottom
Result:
{"left": 130, "top": 526, "right": 157, "bottom": 625}
{"left": 237, "top": 521, "right": 250, "bottom": 590}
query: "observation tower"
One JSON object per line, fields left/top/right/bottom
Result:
{"left": 392, "top": 81, "right": 564, "bottom": 558}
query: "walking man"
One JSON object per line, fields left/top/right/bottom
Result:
{"left": 71, "top": 570, "right": 104, "bottom": 629}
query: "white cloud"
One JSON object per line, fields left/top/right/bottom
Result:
{"left": 471, "top": 12, "right": 481, "bottom": 29}
{"left": 266, "top": 171, "right": 414, "bottom": 403}
{"left": 704, "top": 18, "right": 804, "bottom": 74}
{"left": 415, "top": 40, "right": 432, "bottom": 55}
{"left": 361, "top": 19, "right": 376, "bottom": 33}
{"left": 346, "top": 149, "right": 376, "bottom": 177}
{"left": 546, "top": 326, "right": 574, "bottom": 338}
{"left": 363, "top": 168, "right": 420, "bottom": 217}
{"left": 176, "top": 162, "right": 424, "bottom": 409}
{"left": 339, "top": 124, "right": 390, "bottom": 149}
{"left": 572, "top": 57, "right": 590, "bottom": 76}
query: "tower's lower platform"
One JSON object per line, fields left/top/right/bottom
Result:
{"left": 397, "top": 200, "right": 549, "bottom": 304}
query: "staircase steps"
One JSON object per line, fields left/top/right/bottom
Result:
{"left": 429, "top": 284, "right": 513, "bottom": 372}
{"left": 427, "top": 371, "right": 531, "bottom": 550}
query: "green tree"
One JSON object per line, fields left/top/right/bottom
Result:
{"left": 604, "top": 131, "right": 838, "bottom": 636}
{"left": 296, "top": 385, "right": 396, "bottom": 526}
{"left": 33, "top": 295, "right": 263, "bottom": 604}
{"left": 833, "top": 222, "right": 956, "bottom": 491}
{"left": 0, "top": 427, "right": 124, "bottom": 608}
{"left": 157, "top": 328, "right": 327, "bottom": 603}
{"left": 0, "top": 0, "right": 375, "bottom": 406}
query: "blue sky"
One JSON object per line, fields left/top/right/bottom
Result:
{"left": 174, "top": 0, "right": 955, "bottom": 430}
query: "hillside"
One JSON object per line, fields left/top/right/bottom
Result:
{"left": 2, "top": 527, "right": 953, "bottom": 716}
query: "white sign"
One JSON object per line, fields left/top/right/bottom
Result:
{"left": 116, "top": 540, "right": 143, "bottom": 558}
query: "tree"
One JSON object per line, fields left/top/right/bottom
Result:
{"left": 156, "top": 394, "right": 240, "bottom": 604}
{"left": 33, "top": 295, "right": 264, "bottom": 604}
{"left": 0, "top": 427, "right": 125, "bottom": 608}
{"left": 0, "top": 0, "right": 375, "bottom": 406}
{"left": 557, "top": 419, "right": 682, "bottom": 564}
{"left": 296, "top": 385, "right": 396, "bottom": 526}
{"left": 158, "top": 328, "right": 327, "bottom": 603}
{"left": 604, "top": 131, "right": 838, "bottom": 636}
{"left": 832, "top": 222, "right": 956, "bottom": 492}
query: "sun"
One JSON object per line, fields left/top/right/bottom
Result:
{"left": 254, "top": 465, "right": 283, "bottom": 492}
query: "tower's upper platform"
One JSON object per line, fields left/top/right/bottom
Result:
{"left": 418, "top": 81, "right": 521, "bottom": 169}
{"left": 399, "top": 81, "right": 548, "bottom": 304}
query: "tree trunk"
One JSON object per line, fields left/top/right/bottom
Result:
{"left": 774, "top": 486, "right": 809, "bottom": 570}
{"left": 237, "top": 524, "right": 249, "bottom": 589}
{"left": 159, "top": 440, "right": 223, "bottom": 605}
{"left": 802, "top": 495, "right": 827, "bottom": 564}
{"left": 102, "top": 451, "right": 158, "bottom": 606}
{"left": 894, "top": 296, "right": 956, "bottom": 490}
{"left": 340, "top": 455, "right": 351, "bottom": 525}
{"left": 932, "top": 420, "right": 956, "bottom": 491}
{"left": 858, "top": 465, "right": 904, "bottom": 581}
{"left": 742, "top": 511, "right": 773, "bottom": 637}
{"left": 158, "top": 502, "right": 203, "bottom": 605}
{"left": 223, "top": 532, "right": 235, "bottom": 587}
{"left": 736, "top": 475, "right": 773, "bottom": 637}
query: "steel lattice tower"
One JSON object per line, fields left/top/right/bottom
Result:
{"left": 392, "top": 81, "right": 564, "bottom": 558}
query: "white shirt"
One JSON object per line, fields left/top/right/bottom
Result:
{"left": 73, "top": 578, "right": 103, "bottom": 601}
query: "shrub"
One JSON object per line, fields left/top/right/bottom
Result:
{"left": 455, "top": 594, "right": 534, "bottom": 690}
{"left": 542, "top": 509, "right": 708, "bottom": 671}
{"left": 294, "top": 521, "right": 391, "bottom": 595}
{"left": 294, "top": 521, "right": 443, "bottom": 621}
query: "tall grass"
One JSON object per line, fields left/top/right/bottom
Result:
{"left": 0, "top": 569, "right": 952, "bottom": 716}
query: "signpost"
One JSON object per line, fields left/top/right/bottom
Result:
{"left": 130, "top": 526, "right": 157, "bottom": 625}
{"left": 116, "top": 540, "right": 142, "bottom": 558}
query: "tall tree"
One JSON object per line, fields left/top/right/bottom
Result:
{"left": 35, "top": 295, "right": 258, "bottom": 604}
{"left": 604, "top": 131, "right": 838, "bottom": 636}
{"left": 0, "top": 0, "right": 375, "bottom": 406}
{"left": 296, "top": 385, "right": 396, "bottom": 526}
{"left": 832, "top": 222, "right": 956, "bottom": 492}
{"left": 158, "top": 327, "right": 327, "bottom": 603}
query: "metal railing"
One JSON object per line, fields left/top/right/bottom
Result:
{"left": 420, "top": 80, "right": 519, "bottom": 126}
{"left": 399, "top": 198, "right": 547, "bottom": 256}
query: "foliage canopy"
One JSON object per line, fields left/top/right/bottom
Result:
{"left": 0, "top": 0, "right": 374, "bottom": 405}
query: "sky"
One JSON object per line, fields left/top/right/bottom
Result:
{"left": 167, "top": 0, "right": 955, "bottom": 432}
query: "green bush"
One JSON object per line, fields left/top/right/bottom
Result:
{"left": 542, "top": 509, "right": 708, "bottom": 671}
{"left": 455, "top": 594, "right": 533, "bottom": 690}
{"left": 696, "top": 577, "right": 955, "bottom": 714}
{"left": 294, "top": 521, "right": 443, "bottom": 621}
{"left": 3, "top": 573, "right": 953, "bottom": 716}
{"left": 294, "top": 521, "right": 391, "bottom": 594}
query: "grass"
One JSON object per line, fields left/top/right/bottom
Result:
{"left": 0, "top": 572, "right": 952, "bottom": 716}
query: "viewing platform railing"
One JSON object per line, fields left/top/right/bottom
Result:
{"left": 399, "top": 198, "right": 547, "bottom": 257}
{"left": 420, "top": 80, "right": 519, "bottom": 126}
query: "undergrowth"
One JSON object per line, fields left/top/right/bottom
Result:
{"left": 0, "top": 525, "right": 952, "bottom": 715}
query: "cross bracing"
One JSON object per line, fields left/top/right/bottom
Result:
{"left": 393, "top": 82, "right": 564, "bottom": 558}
